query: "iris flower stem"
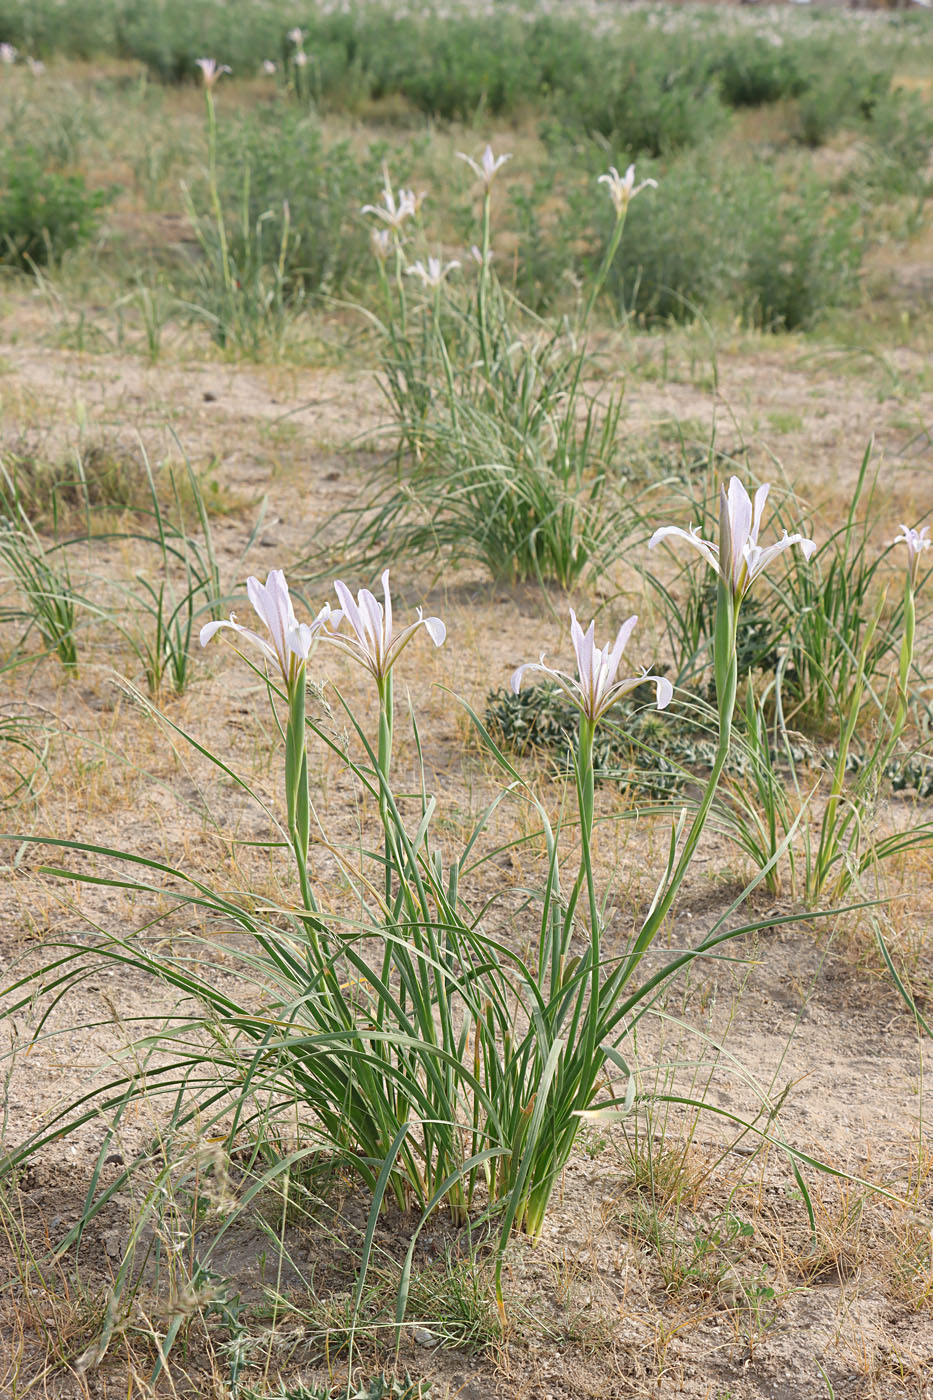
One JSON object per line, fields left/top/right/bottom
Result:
{"left": 625, "top": 576, "right": 738, "bottom": 979}
{"left": 284, "top": 673, "right": 324, "bottom": 961}
{"left": 433, "top": 286, "right": 460, "bottom": 434}
{"left": 580, "top": 206, "right": 627, "bottom": 335}
{"left": 203, "top": 87, "right": 232, "bottom": 300}
{"left": 575, "top": 716, "right": 602, "bottom": 1100}
{"left": 377, "top": 670, "right": 395, "bottom": 908}
{"left": 477, "top": 189, "right": 492, "bottom": 378}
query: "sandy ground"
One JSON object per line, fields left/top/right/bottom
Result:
{"left": 1, "top": 327, "right": 932, "bottom": 1398}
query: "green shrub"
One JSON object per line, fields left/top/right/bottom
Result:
{"left": 742, "top": 178, "right": 864, "bottom": 330}
{"left": 795, "top": 55, "right": 892, "bottom": 147}
{"left": 213, "top": 107, "right": 384, "bottom": 299}
{"left": 710, "top": 35, "right": 806, "bottom": 109}
{"left": 559, "top": 45, "right": 726, "bottom": 157}
{"left": 854, "top": 88, "right": 933, "bottom": 201}
{"left": 0, "top": 151, "right": 114, "bottom": 267}
{"left": 602, "top": 159, "right": 863, "bottom": 329}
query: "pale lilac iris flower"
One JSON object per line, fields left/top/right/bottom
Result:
{"left": 894, "top": 523, "right": 931, "bottom": 584}
{"left": 196, "top": 57, "right": 231, "bottom": 88}
{"left": 370, "top": 228, "right": 393, "bottom": 262}
{"left": 405, "top": 256, "right": 460, "bottom": 289}
{"left": 598, "top": 164, "right": 657, "bottom": 218}
{"left": 649, "top": 477, "right": 816, "bottom": 600}
{"left": 457, "top": 144, "right": 512, "bottom": 189}
{"left": 362, "top": 173, "right": 420, "bottom": 232}
{"left": 200, "top": 570, "right": 326, "bottom": 687}
{"left": 511, "top": 611, "right": 672, "bottom": 726}
{"left": 297, "top": 570, "right": 445, "bottom": 683}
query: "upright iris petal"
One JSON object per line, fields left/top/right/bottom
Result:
{"left": 597, "top": 164, "right": 658, "bottom": 218}
{"left": 362, "top": 170, "right": 423, "bottom": 232}
{"left": 405, "top": 257, "right": 460, "bottom": 289}
{"left": 196, "top": 57, "right": 231, "bottom": 88}
{"left": 511, "top": 610, "right": 672, "bottom": 725}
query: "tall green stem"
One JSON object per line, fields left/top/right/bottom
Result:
{"left": 580, "top": 206, "right": 628, "bottom": 334}
{"left": 477, "top": 188, "right": 492, "bottom": 378}
{"left": 377, "top": 670, "right": 394, "bottom": 906}
{"left": 575, "top": 716, "right": 602, "bottom": 1100}
{"left": 203, "top": 87, "right": 232, "bottom": 300}
{"left": 284, "top": 673, "right": 322, "bottom": 959}
{"left": 625, "top": 575, "right": 738, "bottom": 979}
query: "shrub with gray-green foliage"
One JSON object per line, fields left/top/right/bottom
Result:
{"left": 795, "top": 55, "right": 892, "bottom": 147}
{"left": 0, "top": 150, "right": 114, "bottom": 267}
{"left": 710, "top": 35, "right": 807, "bottom": 108}
{"left": 212, "top": 107, "right": 386, "bottom": 299}
{"left": 603, "top": 160, "right": 863, "bottom": 329}
{"left": 742, "top": 181, "right": 863, "bottom": 331}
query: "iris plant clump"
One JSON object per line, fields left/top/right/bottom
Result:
{"left": 3, "top": 471, "right": 928, "bottom": 1336}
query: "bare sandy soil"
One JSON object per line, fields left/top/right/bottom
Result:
{"left": 1, "top": 327, "right": 932, "bottom": 1398}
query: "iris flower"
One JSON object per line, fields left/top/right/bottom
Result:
{"left": 297, "top": 570, "right": 445, "bottom": 683}
{"left": 405, "top": 256, "right": 460, "bottom": 289}
{"left": 894, "top": 524, "right": 931, "bottom": 584}
{"left": 649, "top": 477, "right": 816, "bottom": 600}
{"left": 370, "top": 228, "right": 392, "bottom": 262}
{"left": 200, "top": 570, "right": 326, "bottom": 688}
{"left": 196, "top": 57, "right": 231, "bottom": 88}
{"left": 598, "top": 164, "right": 657, "bottom": 218}
{"left": 456, "top": 145, "right": 512, "bottom": 189}
{"left": 362, "top": 171, "right": 423, "bottom": 232}
{"left": 511, "top": 611, "right": 672, "bottom": 725}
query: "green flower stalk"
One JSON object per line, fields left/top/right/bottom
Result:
{"left": 457, "top": 144, "right": 511, "bottom": 376}
{"left": 641, "top": 477, "right": 817, "bottom": 953}
{"left": 301, "top": 570, "right": 446, "bottom": 902}
{"left": 582, "top": 163, "right": 658, "bottom": 330}
{"left": 196, "top": 59, "right": 233, "bottom": 303}
{"left": 200, "top": 570, "right": 327, "bottom": 929}
{"left": 510, "top": 610, "right": 671, "bottom": 1243}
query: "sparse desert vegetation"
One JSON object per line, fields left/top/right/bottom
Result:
{"left": 1, "top": 3, "right": 933, "bottom": 1398}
